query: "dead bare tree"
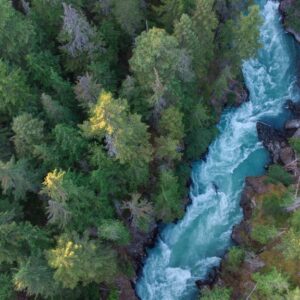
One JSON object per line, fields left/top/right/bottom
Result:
{"left": 60, "top": 3, "right": 98, "bottom": 57}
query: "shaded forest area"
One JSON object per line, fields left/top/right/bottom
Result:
{"left": 0, "top": 0, "right": 261, "bottom": 299}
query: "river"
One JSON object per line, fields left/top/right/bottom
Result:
{"left": 136, "top": 1, "right": 300, "bottom": 299}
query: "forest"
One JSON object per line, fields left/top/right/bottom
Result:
{"left": 0, "top": 0, "right": 294, "bottom": 299}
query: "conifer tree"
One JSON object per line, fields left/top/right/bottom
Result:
{"left": 47, "top": 232, "right": 117, "bottom": 289}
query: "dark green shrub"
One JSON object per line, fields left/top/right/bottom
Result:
{"left": 201, "top": 287, "right": 232, "bottom": 300}
{"left": 251, "top": 224, "right": 277, "bottom": 244}
{"left": 226, "top": 246, "right": 245, "bottom": 271}
{"left": 266, "top": 165, "right": 293, "bottom": 187}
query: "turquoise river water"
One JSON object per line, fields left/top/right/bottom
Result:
{"left": 136, "top": 1, "right": 300, "bottom": 299}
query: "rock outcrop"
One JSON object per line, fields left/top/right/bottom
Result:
{"left": 279, "top": 0, "right": 300, "bottom": 43}
{"left": 256, "top": 121, "right": 292, "bottom": 164}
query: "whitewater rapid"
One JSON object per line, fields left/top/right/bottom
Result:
{"left": 137, "top": 1, "right": 300, "bottom": 299}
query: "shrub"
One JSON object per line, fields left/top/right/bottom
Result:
{"left": 226, "top": 246, "right": 245, "bottom": 271}
{"left": 251, "top": 224, "right": 277, "bottom": 244}
{"left": 282, "top": 229, "right": 300, "bottom": 260}
{"left": 262, "top": 192, "right": 291, "bottom": 224}
{"left": 252, "top": 268, "right": 290, "bottom": 298}
{"left": 289, "top": 137, "right": 300, "bottom": 155}
{"left": 266, "top": 165, "right": 293, "bottom": 187}
{"left": 201, "top": 287, "right": 231, "bottom": 300}
{"left": 290, "top": 210, "right": 300, "bottom": 232}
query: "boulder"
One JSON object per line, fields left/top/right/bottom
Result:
{"left": 279, "top": 146, "right": 295, "bottom": 166}
{"left": 293, "top": 128, "right": 300, "bottom": 138}
{"left": 244, "top": 252, "right": 265, "bottom": 273}
{"left": 115, "top": 276, "right": 138, "bottom": 300}
{"left": 285, "top": 99, "right": 300, "bottom": 116}
{"left": 285, "top": 119, "right": 300, "bottom": 130}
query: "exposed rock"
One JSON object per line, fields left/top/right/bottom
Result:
{"left": 232, "top": 221, "right": 252, "bottom": 245}
{"left": 126, "top": 224, "right": 158, "bottom": 272}
{"left": 285, "top": 119, "right": 300, "bottom": 130}
{"left": 195, "top": 267, "right": 219, "bottom": 289}
{"left": 115, "top": 275, "right": 138, "bottom": 300}
{"left": 211, "top": 80, "right": 249, "bottom": 116}
{"left": 285, "top": 99, "right": 300, "bottom": 116}
{"left": 232, "top": 176, "right": 269, "bottom": 245}
{"left": 293, "top": 128, "right": 300, "bottom": 138}
{"left": 257, "top": 121, "right": 288, "bottom": 163}
{"left": 240, "top": 177, "right": 267, "bottom": 220}
{"left": 227, "top": 79, "right": 249, "bottom": 107}
{"left": 279, "top": 146, "right": 295, "bottom": 166}
{"left": 244, "top": 252, "right": 265, "bottom": 273}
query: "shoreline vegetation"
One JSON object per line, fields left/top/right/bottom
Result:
{"left": 0, "top": 0, "right": 268, "bottom": 299}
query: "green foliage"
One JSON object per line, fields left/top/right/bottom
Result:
{"left": 154, "top": 170, "right": 183, "bottom": 222}
{"left": 155, "top": 136, "right": 182, "bottom": 161}
{"left": 154, "top": 0, "right": 195, "bottom": 31}
{"left": 266, "top": 165, "right": 293, "bottom": 187}
{"left": 261, "top": 192, "right": 291, "bottom": 225}
{"left": 226, "top": 246, "right": 245, "bottom": 272}
{"left": 47, "top": 232, "right": 117, "bottom": 289}
{"left": 282, "top": 229, "right": 300, "bottom": 260}
{"left": 0, "top": 61, "right": 32, "bottom": 117}
{"left": 251, "top": 223, "right": 277, "bottom": 245}
{"left": 83, "top": 91, "right": 153, "bottom": 167}
{"left": 112, "top": 0, "right": 144, "bottom": 36}
{"left": 290, "top": 210, "right": 300, "bottom": 232}
{"left": 130, "top": 28, "right": 180, "bottom": 93}
{"left": 0, "top": 220, "right": 49, "bottom": 265}
{"left": 0, "top": 158, "right": 36, "bottom": 200}
{"left": 41, "top": 93, "right": 73, "bottom": 125}
{"left": 252, "top": 268, "right": 290, "bottom": 299}
{"left": 0, "top": 0, "right": 36, "bottom": 65}
{"left": 191, "top": 0, "right": 218, "bottom": 80}
{"left": 185, "top": 103, "right": 217, "bottom": 159}
{"left": 12, "top": 113, "right": 45, "bottom": 158}
{"left": 289, "top": 137, "right": 300, "bottom": 155}
{"left": 99, "top": 219, "right": 131, "bottom": 245}
{"left": 200, "top": 287, "right": 232, "bottom": 300}
{"left": 283, "top": 1, "right": 300, "bottom": 34}
{"left": 13, "top": 255, "right": 58, "bottom": 298}
{"left": 159, "top": 106, "right": 185, "bottom": 141}
{"left": 235, "top": 5, "right": 262, "bottom": 61}
{"left": 219, "top": 5, "right": 262, "bottom": 73}
{"left": 0, "top": 274, "right": 15, "bottom": 300}
{"left": 287, "top": 287, "right": 300, "bottom": 300}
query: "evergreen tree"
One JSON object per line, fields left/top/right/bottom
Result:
{"left": 0, "top": 158, "right": 36, "bottom": 200}
{"left": 112, "top": 0, "right": 144, "bottom": 36}
{"left": 13, "top": 255, "right": 59, "bottom": 298}
{"left": 153, "top": 0, "right": 195, "bottom": 31}
{"left": 130, "top": 28, "right": 180, "bottom": 95}
{"left": 192, "top": 0, "right": 218, "bottom": 80}
{"left": 47, "top": 233, "right": 117, "bottom": 289}
{"left": 12, "top": 113, "right": 45, "bottom": 158}
{"left": 154, "top": 170, "right": 183, "bottom": 222}
{"left": 0, "top": 61, "right": 32, "bottom": 117}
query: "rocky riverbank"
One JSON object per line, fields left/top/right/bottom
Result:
{"left": 198, "top": 99, "right": 300, "bottom": 298}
